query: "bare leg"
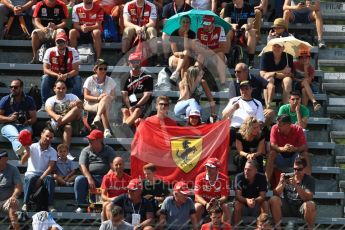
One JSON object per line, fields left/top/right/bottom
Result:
{"left": 265, "top": 150, "right": 278, "bottom": 183}
{"left": 69, "top": 29, "right": 79, "bottom": 48}
{"left": 63, "top": 124, "right": 73, "bottom": 146}
{"left": 194, "top": 203, "right": 205, "bottom": 223}
{"left": 282, "top": 77, "right": 293, "bottom": 104}
{"left": 303, "top": 201, "right": 316, "bottom": 230}
{"left": 233, "top": 201, "right": 243, "bottom": 227}
{"left": 92, "top": 29, "right": 102, "bottom": 59}
{"left": 269, "top": 196, "right": 282, "bottom": 230}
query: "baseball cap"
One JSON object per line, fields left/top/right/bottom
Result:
{"left": 188, "top": 109, "right": 201, "bottom": 117}
{"left": 55, "top": 32, "right": 68, "bottom": 42}
{"left": 239, "top": 80, "right": 251, "bottom": 88}
{"left": 272, "top": 18, "right": 288, "bottom": 30}
{"left": 205, "top": 157, "right": 220, "bottom": 168}
{"left": 94, "top": 59, "right": 108, "bottom": 67}
{"left": 18, "top": 130, "right": 32, "bottom": 146}
{"left": 127, "top": 178, "right": 143, "bottom": 190}
{"left": 173, "top": 181, "right": 190, "bottom": 195}
{"left": 128, "top": 53, "right": 141, "bottom": 62}
{"left": 0, "top": 151, "right": 8, "bottom": 158}
{"left": 86, "top": 129, "right": 104, "bottom": 140}
{"left": 272, "top": 40, "right": 284, "bottom": 47}
{"left": 202, "top": 15, "right": 215, "bottom": 26}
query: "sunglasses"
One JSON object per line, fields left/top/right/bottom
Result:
{"left": 9, "top": 85, "right": 19, "bottom": 89}
{"left": 98, "top": 67, "right": 107, "bottom": 71}
{"left": 56, "top": 40, "right": 66, "bottom": 45}
{"left": 294, "top": 167, "right": 304, "bottom": 172}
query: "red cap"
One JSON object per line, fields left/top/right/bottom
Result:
{"left": 173, "top": 181, "right": 190, "bottom": 195}
{"left": 127, "top": 178, "right": 143, "bottom": 190}
{"left": 202, "top": 15, "right": 215, "bottom": 26}
{"left": 55, "top": 32, "right": 68, "bottom": 42}
{"left": 86, "top": 129, "right": 104, "bottom": 140}
{"left": 18, "top": 130, "right": 32, "bottom": 146}
{"left": 205, "top": 157, "right": 220, "bottom": 168}
{"left": 128, "top": 53, "right": 141, "bottom": 61}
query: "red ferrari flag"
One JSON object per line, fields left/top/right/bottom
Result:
{"left": 130, "top": 119, "right": 230, "bottom": 184}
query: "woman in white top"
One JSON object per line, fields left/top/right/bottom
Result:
{"left": 83, "top": 59, "right": 116, "bottom": 138}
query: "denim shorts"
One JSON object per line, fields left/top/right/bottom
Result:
{"left": 275, "top": 152, "right": 298, "bottom": 169}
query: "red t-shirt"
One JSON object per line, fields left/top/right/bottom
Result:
{"left": 270, "top": 124, "right": 307, "bottom": 148}
{"left": 201, "top": 222, "right": 232, "bottom": 230}
{"left": 72, "top": 2, "right": 104, "bottom": 26}
{"left": 194, "top": 171, "right": 230, "bottom": 202}
{"left": 145, "top": 115, "right": 177, "bottom": 126}
{"left": 101, "top": 172, "right": 132, "bottom": 198}
{"left": 293, "top": 61, "right": 315, "bottom": 81}
{"left": 123, "top": 0, "right": 157, "bottom": 26}
{"left": 197, "top": 26, "right": 226, "bottom": 50}
{"left": 43, "top": 46, "right": 80, "bottom": 74}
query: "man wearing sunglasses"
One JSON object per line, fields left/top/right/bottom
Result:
{"left": 0, "top": 79, "right": 37, "bottom": 159}
{"left": 40, "top": 32, "right": 82, "bottom": 112}
{"left": 145, "top": 96, "right": 177, "bottom": 126}
{"left": 269, "top": 156, "right": 316, "bottom": 230}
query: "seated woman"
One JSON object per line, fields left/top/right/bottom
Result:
{"left": 293, "top": 46, "right": 321, "bottom": 112}
{"left": 169, "top": 15, "right": 195, "bottom": 83}
{"left": 187, "top": 109, "right": 202, "bottom": 127}
{"left": 174, "top": 66, "right": 216, "bottom": 119}
{"left": 235, "top": 116, "right": 265, "bottom": 173}
{"left": 83, "top": 59, "right": 116, "bottom": 138}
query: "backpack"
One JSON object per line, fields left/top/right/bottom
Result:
{"left": 30, "top": 185, "right": 49, "bottom": 211}
{"left": 38, "top": 40, "right": 55, "bottom": 63}
{"left": 228, "top": 44, "right": 249, "bottom": 68}
{"left": 103, "top": 14, "right": 120, "bottom": 42}
{"left": 156, "top": 67, "right": 172, "bottom": 91}
{"left": 77, "top": 44, "right": 96, "bottom": 64}
{"left": 27, "top": 85, "right": 42, "bottom": 110}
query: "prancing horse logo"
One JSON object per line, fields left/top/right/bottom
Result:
{"left": 171, "top": 137, "right": 202, "bottom": 173}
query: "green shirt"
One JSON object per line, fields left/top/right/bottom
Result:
{"left": 277, "top": 104, "right": 309, "bottom": 124}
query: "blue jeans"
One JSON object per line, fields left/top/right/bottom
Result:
{"left": 74, "top": 175, "right": 103, "bottom": 206}
{"left": 174, "top": 99, "right": 201, "bottom": 117}
{"left": 41, "top": 74, "right": 82, "bottom": 103}
{"left": 1, "top": 124, "right": 32, "bottom": 152}
{"left": 23, "top": 174, "right": 55, "bottom": 205}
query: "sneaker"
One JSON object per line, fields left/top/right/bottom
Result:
{"left": 91, "top": 115, "right": 102, "bottom": 128}
{"left": 318, "top": 39, "right": 326, "bottom": 49}
{"left": 313, "top": 101, "right": 322, "bottom": 112}
{"left": 15, "top": 145, "right": 25, "bottom": 159}
{"left": 75, "top": 207, "right": 85, "bottom": 213}
{"left": 48, "top": 206, "right": 57, "bottom": 212}
{"left": 47, "top": 120, "right": 58, "bottom": 132}
{"left": 104, "top": 129, "right": 113, "bottom": 138}
{"left": 38, "top": 104, "right": 46, "bottom": 112}
{"left": 169, "top": 71, "right": 180, "bottom": 85}
{"left": 21, "top": 204, "right": 28, "bottom": 212}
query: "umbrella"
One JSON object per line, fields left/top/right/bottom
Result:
{"left": 163, "top": 9, "right": 232, "bottom": 35}
{"left": 259, "top": 36, "right": 312, "bottom": 57}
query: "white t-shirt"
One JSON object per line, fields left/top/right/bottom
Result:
{"left": 45, "top": 94, "right": 80, "bottom": 115}
{"left": 224, "top": 96, "right": 265, "bottom": 128}
{"left": 83, "top": 75, "right": 116, "bottom": 97}
{"left": 190, "top": 0, "right": 211, "bottom": 10}
{"left": 25, "top": 143, "right": 57, "bottom": 176}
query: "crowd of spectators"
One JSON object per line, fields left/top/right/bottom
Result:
{"left": 0, "top": 0, "right": 327, "bottom": 229}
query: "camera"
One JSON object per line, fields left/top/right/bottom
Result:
{"left": 284, "top": 172, "right": 294, "bottom": 180}
{"left": 16, "top": 110, "right": 27, "bottom": 124}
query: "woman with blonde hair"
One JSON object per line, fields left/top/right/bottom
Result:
{"left": 174, "top": 66, "right": 216, "bottom": 119}
{"left": 235, "top": 116, "right": 265, "bottom": 173}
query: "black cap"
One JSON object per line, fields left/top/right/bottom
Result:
{"left": 277, "top": 114, "right": 291, "bottom": 123}
{"left": 94, "top": 59, "right": 108, "bottom": 67}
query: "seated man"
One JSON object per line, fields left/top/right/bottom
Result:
{"left": 121, "top": 53, "right": 153, "bottom": 126}
{"left": 233, "top": 160, "right": 268, "bottom": 227}
{"left": 74, "top": 129, "right": 116, "bottom": 213}
{"left": 122, "top": 0, "right": 157, "bottom": 58}
{"left": 70, "top": 0, "right": 104, "bottom": 59}
{"left": 266, "top": 114, "right": 310, "bottom": 183}
{"left": 112, "top": 179, "right": 154, "bottom": 229}
{"left": 0, "top": 151, "right": 22, "bottom": 230}
{"left": 145, "top": 96, "right": 177, "bottom": 126}
{"left": 41, "top": 32, "right": 82, "bottom": 110}
{"left": 201, "top": 206, "right": 232, "bottom": 230}
{"left": 100, "top": 205, "right": 134, "bottom": 230}
{"left": 283, "top": 0, "right": 325, "bottom": 49}
{"left": 158, "top": 181, "right": 198, "bottom": 230}
{"left": 193, "top": 15, "right": 229, "bottom": 91}
{"left": 101, "top": 157, "right": 131, "bottom": 221}
{"left": 30, "top": 0, "right": 68, "bottom": 63}
{"left": 278, "top": 91, "right": 309, "bottom": 129}
{"left": 0, "top": 79, "right": 37, "bottom": 158}
{"left": 269, "top": 156, "right": 316, "bottom": 230}
{"left": 46, "top": 80, "right": 83, "bottom": 146}
{"left": 194, "top": 158, "right": 230, "bottom": 224}
{"left": 21, "top": 127, "right": 57, "bottom": 212}
{"left": 0, "top": 0, "right": 35, "bottom": 39}
{"left": 222, "top": 0, "right": 256, "bottom": 67}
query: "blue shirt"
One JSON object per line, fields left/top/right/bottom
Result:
{"left": 0, "top": 94, "right": 36, "bottom": 116}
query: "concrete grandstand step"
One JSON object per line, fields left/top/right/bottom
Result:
{"left": 321, "top": 1, "right": 345, "bottom": 20}
{"left": 324, "top": 72, "right": 345, "bottom": 83}
{"left": 242, "top": 216, "right": 345, "bottom": 226}
{"left": 331, "top": 131, "right": 345, "bottom": 140}
{"left": 308, "top": 117, "right": 332, "bottom": 126}
{"left": 323, "top": 25, "right": 345, "bottom": 36}
{"left": 323, "top": 83, "right": 345, "bottom": 92}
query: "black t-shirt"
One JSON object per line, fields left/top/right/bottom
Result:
{"left": 234, "top": 74, "right": 268, "bottom": 104}
{"left": 223, "top": 3, "right": 255, "bottom": 27}
{"left": 122, "top": 71, "right": 153, "bottom": 106}
{"left": 141, "top": 179, "right": 170, "bottom": 197}
{"left": 260, "top": 51, "right": 294, "bottom": 73}
{"left": 236, "top": 132, "right": 265, "bottom": 154}
{"left": 33, "top": 0, "right": 68, "bottom": 27}
{"left": 162, "top": 2, "right": 193, "bottom": 19}
{"left": 169, "top": 29, "right": 196, "bottom": 52}
{"left": 112, "top": 194, "right": 154, "bottom": 223}
{"left": 234, "top": 172, "right": 267, "bottom": 198}
{"left": 283, "top": 174, "right": 315, "bottom": 206}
